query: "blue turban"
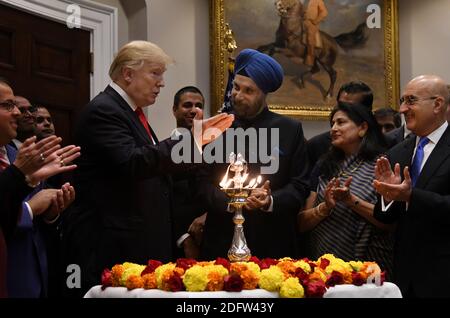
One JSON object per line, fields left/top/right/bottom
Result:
{"left": 234, "top": 49, "right": 284, "bottom": 94}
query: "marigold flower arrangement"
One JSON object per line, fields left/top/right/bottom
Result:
{"left": 101, "top": 254, "right": 385, "bottom": 298}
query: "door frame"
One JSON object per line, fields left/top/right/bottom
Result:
{"left": 1, "top": 0, "right": 118, "bottom": 98}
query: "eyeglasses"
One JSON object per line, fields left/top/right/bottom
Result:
{"left": 0, "top": 100, "right": 19, "bottom": 112}
{"left": 18, "top": 105, "right": 37, "bottom": 114}
{"left": 399, "top": 95, "right": 438, "bottom": 106}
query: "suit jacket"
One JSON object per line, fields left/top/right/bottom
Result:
{"left": 199, "top": 108, "right": 310, "bottom": 260}
{"left": 374, "top": 125, "right": 450, "bottom": 297}
{"left": 385, "top": 125, "right": 405, "bottom": 148}
{"left": 306, "top": 131, "right": 330, "bottom": 180}
{"left": 64, "top": 85, "right": 192, "bottom": 293}
{"left": 5, "top": 146, "right": 48, "bottom": 298}
{"left": 0, "top": 146, "right": 34, "bottom": 298}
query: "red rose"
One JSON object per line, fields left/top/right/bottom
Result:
{"left": 260, "top": 258, "right": 279, "bottom": 269}
{"left": 325, "top": 271, "right": 344, "bottom": 287}
{"left": 308, "top": 262, "right": 317, "bottom": 271}
{"left": 319, "top": 258, "right": 330, "bottom": 269}
{"left": 101, "top": 269, "right": 112, "bottom": 290}
{"left": 141, "top": 260, "right": 163, "bottom": 276}
{"left": 176, "top": 258, "right": 197, "bottom": 270}
{"left": 167, "top": 273, "right": 185, "bottom": 292}
{"left": 223, "top": 273, "right": 244, "bottom": 292}
{"left": 305, "top": 280, "right": 327, "bottom": 298}
{"left": 248, "top": 256, "right": 262, "bottom": 269}
{"left": 214, "top": 257, "right": 231, "bottom": 271}
{"left": 351, "top": 272, "right": 365, "bottom": 286}
{"left": 294, "top": 267, "right": 309, "bottom": 286}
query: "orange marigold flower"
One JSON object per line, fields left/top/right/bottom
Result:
{"left": 230, "top": 263, "right": 248, "bottom": 275}
{"left": 142, "top": 273, "right": 157, "bottom": 289}
{"left": 241, "top": 269, "right": 259, "bottom": 290}
{"left": 277, "top": 261, "right": 297, "bottom": 278}
{"left": 126, "top": 275, "right": 144, "bottom": 290}
{"left": 206, "top": 272, "right": 224, "bottom": 291}
{"left": 111, "top": 264, "right": 125, "bottom": 287}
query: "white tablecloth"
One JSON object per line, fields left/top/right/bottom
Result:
{"left": 84, "top": 282, "right": 402, "bottom": 298}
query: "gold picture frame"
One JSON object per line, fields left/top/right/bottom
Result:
{"left": 210, "top": 0, "right": 399, "bottom": 120}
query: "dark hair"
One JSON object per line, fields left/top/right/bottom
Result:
{"left": 173, "top": 86, "right": 204, "bottom": 107}
{"left": 319, "top": 102, "right": 387, "bottom": 179}
{"left": 373, "top": 107, "right": 401, "bottom": 128}
{"left": 337, "top": 80, "right": 373, "bottom": 109}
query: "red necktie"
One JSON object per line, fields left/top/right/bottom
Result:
{"left": 0, "top": 147, "right": 9, "bottom": 172}
{"left": 135, "top": 108, "right": 155, "bottom": 143}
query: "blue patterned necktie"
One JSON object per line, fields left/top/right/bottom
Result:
{"left": 410, "top": 136, "right": 430, "bottom": 186}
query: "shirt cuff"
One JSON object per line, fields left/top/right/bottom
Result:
{"left": 260, "top": 195, "right": 274, "bottom": 213}
{"left": 44, "top": 213, "right": 60, "bottom": 224}
{"left": 381, "top": 196, "right": 394, "bottom": 211}
{"left": 24, "top": 201, "right": 34, "bottom": 221}
{"left": 176, "top": 233, "right": 191, "bottom": 248}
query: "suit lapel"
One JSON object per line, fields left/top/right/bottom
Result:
{"left": 415, "top": 126, "right": 450, "bottom": 188}
{"left": 104, "top": 86, "right": 155, "bottom": 145}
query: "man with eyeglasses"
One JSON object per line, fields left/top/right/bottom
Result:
{"left": 34, "top": 106, "right": 55, "bottom": 141}
{"left": 373, "top": 74, "right": 450, "bottom": 297}
{"left": 11, "top": 96, "right": 37, "bottom": 149}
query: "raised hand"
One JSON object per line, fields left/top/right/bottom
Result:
{"left": 374, "top": 157, "right": 401, "bottom": 185}
{"left": 14, "top": 135, "right": 62, "bottom": 175}
{"left": 27, "top": 145, "right": 81, "bottom": 185}
{"left": 333, "top": 177, "right": 353, "bottom": 204}
{"left": 192, "top": 109, "right": 234, "bottom": 146}
{"left": 323, "top": 178, "right": 337, "bottom": 210}
{"left": 374, "top": 165, "right": 413, "bottom": 202}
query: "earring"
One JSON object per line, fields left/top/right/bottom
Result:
{"left": 358, "top": 131, "right": 365, "bottom": 138}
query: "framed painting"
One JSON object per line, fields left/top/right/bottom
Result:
{"left": 210, "top": 0, "right": 399, "bottom": 120}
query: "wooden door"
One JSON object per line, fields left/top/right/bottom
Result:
{"left": 0, "top": 3, "right": 91, "bottom": 145}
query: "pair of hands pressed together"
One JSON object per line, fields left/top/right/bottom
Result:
{"left": 373, "top": 157, "right": 412, "bottom": 203}
{"left": 246, "top": 180, "right": 272, "bottom": 211}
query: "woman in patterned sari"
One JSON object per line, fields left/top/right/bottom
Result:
{"left": 298, "top": 102, "right": 394, "bottom": 278}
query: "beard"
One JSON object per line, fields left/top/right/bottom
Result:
{"left": 232, "top": 95, "right": 265, "bottom": 119}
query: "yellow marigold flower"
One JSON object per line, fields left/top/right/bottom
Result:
{"left": 206, "top": 271, "right": 224, "bottom": 291}
{"left": 293, "top": 260, "right": 311, "bottom": 274}
{"left": 349, "top": 261, "right": 364, "bottom": 272}
{"left": 126, "top": 275, "right": 144, "bottom": 290}
{"left": 277, "top": 261, "right": 297, "bottom": 278}
{"left": 279, "top": 277, "right": 305, "bottom": 298}
{"left": 155, "top": 263, "right": 176, "bottom": 288}
{"left": 259, "top": 266, "right": 284, "bottom": 291}
{"left": 183, "top": 265, "right": 209, "bottom": 291}
{"left": 245, "top": 262, "right": 261, "bottom": 274}
{"left": 111, "top": 265, "right": 125, "bottom": 287}
{"left": 122, "top": 262, "right": 140, "bottom": 269}
{"left": 142, "top": 273, "right": 157, "bottom": 289}
{"left": 241, "top": 269, "right": 259, "bottom": 290}
{"left": 120, "top": 264, "right": 146, "bottom": 286}
{"left": 278, "top": 257, "right": 293, "bottom": 262}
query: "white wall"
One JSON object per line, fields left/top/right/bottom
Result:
{"left": 398, "top": 0, "right": 450, "bottom": 89}
{"left": 91, "top": 0, "right": 129, "bottom": 47}
{"left": 146, "top": 0, "right": 210, "bottom": 138}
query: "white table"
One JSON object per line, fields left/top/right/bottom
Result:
{"left": 85, "top": 282, "right": 402, "bottom": 298}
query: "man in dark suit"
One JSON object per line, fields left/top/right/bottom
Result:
{"left": 373, "top": 75, "right": 450, "bottom": 297}
{"left": 63, "top": 41, "right": 233, "bottom": 295}
{"left": 199, "top": 49, "right": 310, "bottom": 260}
{"left": 306, "top": 80, "right": 373, "bottom": 180}
{"left": 171, "top": 86, "right": 207, "bottom": 259}
{"left": 0, "top": 78, "right": 80, "bottom": 298}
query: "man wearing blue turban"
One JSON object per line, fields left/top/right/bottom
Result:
{"left": 199, "top": 49, "right": 310, "bottom": 260}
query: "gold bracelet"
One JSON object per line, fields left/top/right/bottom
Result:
{"left": 316, "top": 203, "right": 330, "bottom": 217}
